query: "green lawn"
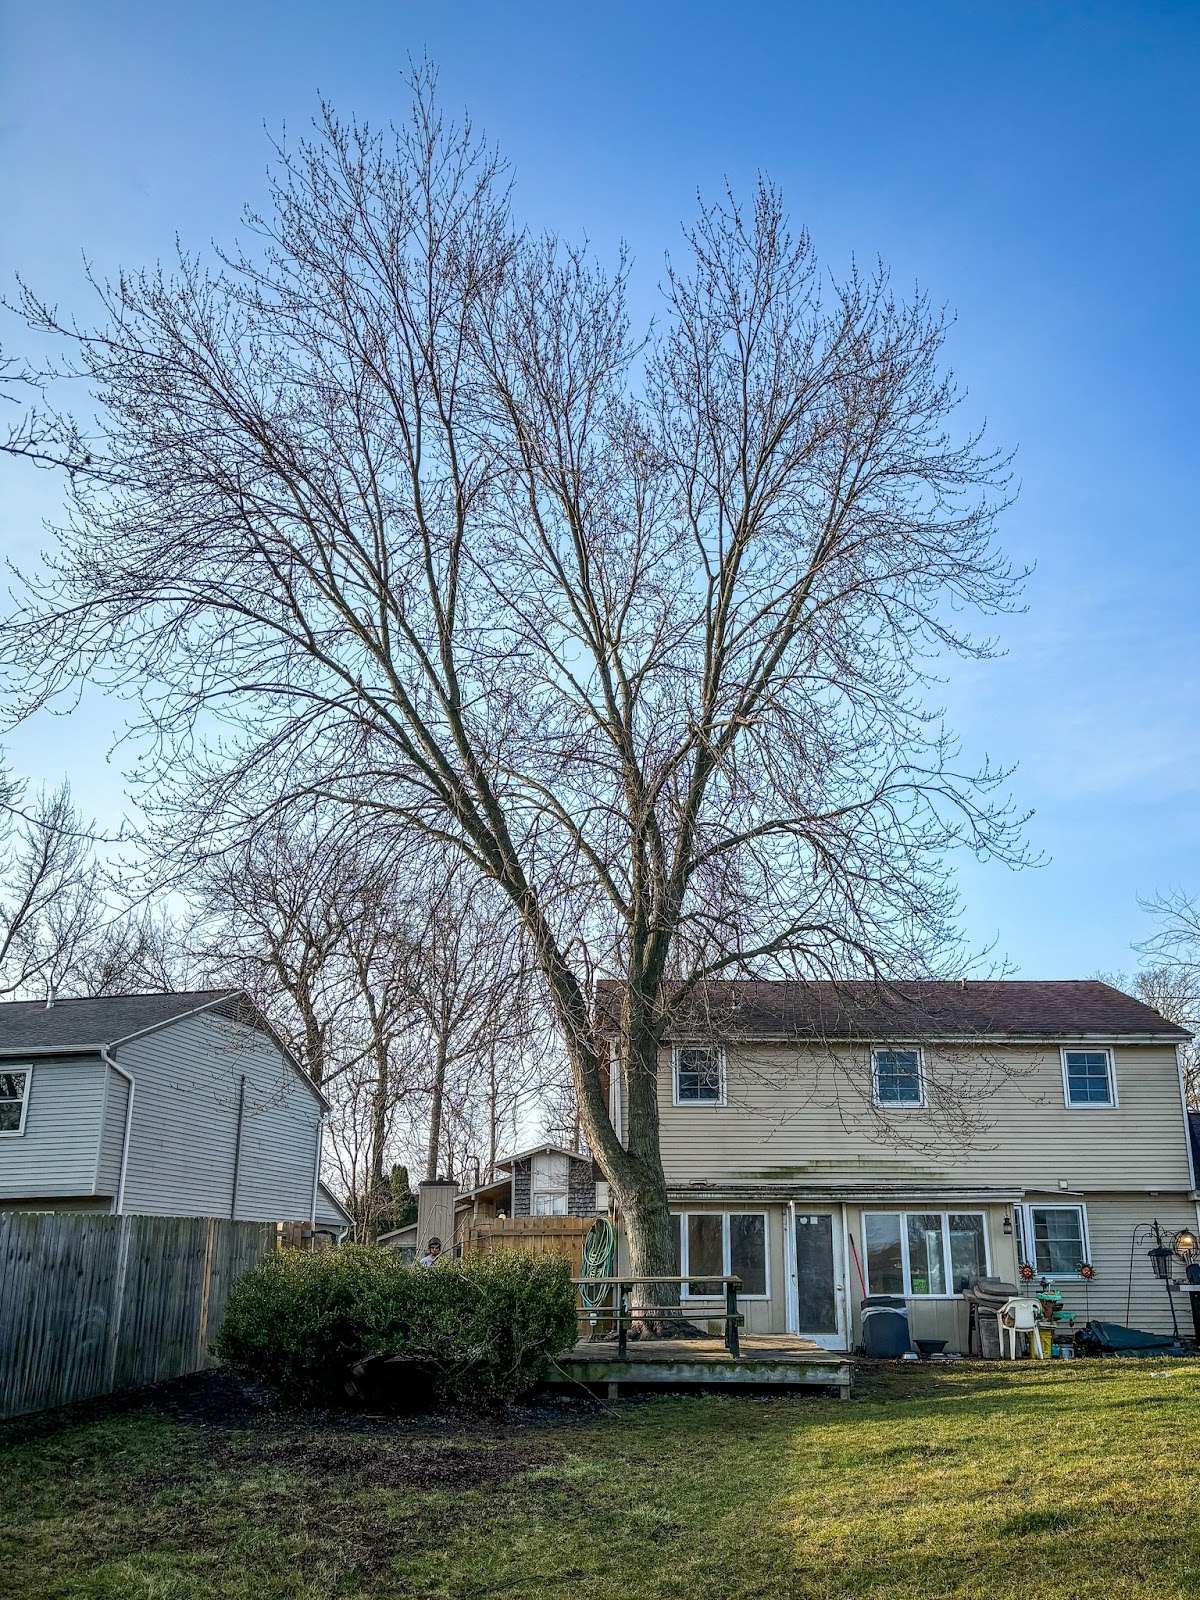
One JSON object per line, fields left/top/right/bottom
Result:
{"left": 2, "top": 1361, "right": 1199, "bottom": 1599}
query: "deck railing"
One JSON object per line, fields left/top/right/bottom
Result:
{"left": 570, "top": 1274, "right": 744, "bottom": 1359}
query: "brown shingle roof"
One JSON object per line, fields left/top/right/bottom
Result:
{"left": 594, "top": 979, "right": 1190, "bottom": 1040}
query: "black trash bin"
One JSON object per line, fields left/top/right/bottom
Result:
{"left": 861, "top": 1295, "right": 911, "bottom": 1358}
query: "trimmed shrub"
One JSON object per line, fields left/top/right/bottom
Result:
{"left": 214, "top": 1245, "right": 577, "bottom": 1409}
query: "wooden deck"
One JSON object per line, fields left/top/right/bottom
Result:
{"left": 546, "top": 1332, "right": 853, "bottom": 1398}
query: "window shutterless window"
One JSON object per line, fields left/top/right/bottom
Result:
{"left": 673, "top": 1045, "right": 725, "bottom": 1105}
{"left": 1061, "top": 1048, "right": 1116, "bottom": 1107}
{"left": 1015, "top": 1204, "right": 1088, "bottom": 1277}
{"left": 669, "top": 1210, "right": 769, "bottom": 1298}
{"left": 872, "top": 1048, "right": 924, "bottom": 1107}
{"left": 862, "top": 1210, "right": 989, "bottom": 1296}
{"left": 0, "top": 1067, "right": 30, "bottom": 1135}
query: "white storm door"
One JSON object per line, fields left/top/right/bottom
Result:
{"left": 789, "top": 1207, "right": 848, "bottom": 1350}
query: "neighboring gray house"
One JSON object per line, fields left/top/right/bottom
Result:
{"left": 0, "top": 989, "right": 351, "bottom": 1235}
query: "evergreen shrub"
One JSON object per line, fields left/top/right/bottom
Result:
{"left": 214, "top": 1245, "right": 577, "bottom": 1409}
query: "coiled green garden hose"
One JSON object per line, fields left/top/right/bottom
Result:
{"left": 579, "top": 1215, "right": 615, "bottom": 1309}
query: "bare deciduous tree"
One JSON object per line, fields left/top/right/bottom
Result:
{"left": 3, "top": 67, "right": 1026, "bottom": 1321}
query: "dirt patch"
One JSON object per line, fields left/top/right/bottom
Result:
{"left": 220, "top": 1430, "right": 552, "bottom": 1490}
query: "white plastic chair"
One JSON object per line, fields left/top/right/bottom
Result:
{"left": 999, "top": 1297, "right": 1046, "bottom": 1359}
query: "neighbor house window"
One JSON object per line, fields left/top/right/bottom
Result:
{"left": 0, "top": 1068, "right": 30, "bottom": 1135}
{"left": 673, "top": 1045, "right": 725, "bottom": 1105}
{"left": 669, "top": 1210, "right": 769, "bottom": 1298}
{"left": 862, "top": 1211, "right": 988, "bottom": 1296}
{"left": 1015, "top": 1204, "right": 1088, "bottom": 1277}
{"left": 531, "top": 1151, "right": 569, "bottom": 1215}
{"left": 1062, "top": 1049, "right": 1116, "bottom": 1107}
{"left": 872, "top": 1048, "right": 924, "bottom": 1107}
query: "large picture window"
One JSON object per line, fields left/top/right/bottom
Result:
{"left": 668, "top": 1211, "right": 769, "bottom": 1299}
{"left": 862, "top": 1210, "right": 988, "bottom": 1296}
{"left": 1014, "top": 1204, "right": 1088, "bottom": 1277}
{"left": 0, "top": 1068, "right": 30, "bottom": 1135}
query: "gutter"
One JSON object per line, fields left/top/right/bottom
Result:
{"left": 310, "top": 1114, "right": 326, "bottom": 1231}
{"left": 100, "top": 1047, "right": 136, "bottom": 1216}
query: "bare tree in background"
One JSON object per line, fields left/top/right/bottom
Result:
{"left": 3, "top": 67, "right": 1027, "bottom": 1321}
{"left": 1124, "top": 891, "right": 1200, "bottom": 1106}
{"left": 0, "top": 765, "right": 111, "bottom": 998}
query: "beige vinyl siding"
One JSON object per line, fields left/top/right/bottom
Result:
{"left": 1025, "top": 1191, "right": 1198, "bottom": 1337}
{"left": 114, "top": 1011, "right": 323, "bottom": 1222}
{"left": 0, "top": 1055, "right": 106, "bottom": 1200}
{"left": 656, "top": 1042, "right": 1192, "bottom": 1192}
{"left": 95, "top": 1069, "right": 130, "bottom": 1197}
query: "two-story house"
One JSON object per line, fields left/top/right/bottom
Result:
{"left": 0, "top": 989, "right": 351, "bottom": 1236}
{"left": 603, "top": 979, "right": 1197, "bottom": 1351}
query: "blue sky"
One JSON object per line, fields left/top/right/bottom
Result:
{"left": 2, "top": 1, "right": 1198, "bottom": 977}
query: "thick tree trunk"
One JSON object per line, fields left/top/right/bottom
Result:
{"left": 570, "top": 1003, "right": 701, "bottom": 1337}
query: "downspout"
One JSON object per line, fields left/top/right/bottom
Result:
{"left": 100, "top": 1048, "right": 136, "bottom": 1216}
{"left": 229, "top": 1074, "right": 247, "bottom": 1220}
{"left": 310, "top": 1114, "right": 326, "bottom": 1235}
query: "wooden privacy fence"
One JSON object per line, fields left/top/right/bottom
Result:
{"left": 0, "top": 1211, "right": 272, "bottom": 1420}
{"left": 459, "top": 1215, "right": 595, "bottom": 1277}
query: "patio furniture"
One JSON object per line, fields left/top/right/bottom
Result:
{"left": 964, "top": 1276, "right": 1020, "bottom": 1357}
{"left": 998, "top": 1297, "right": 1047, "bottom": 1359}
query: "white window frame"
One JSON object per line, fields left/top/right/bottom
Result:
{"left": 672, "top": 1044, "right": 726, "bottom": 1107}
{"left": 1015, "top": 1202, "right": 1090, "bottom": 1280}
{"left": 861, "top": 1209, "right": 991, "bottom": 1298}
{"left": 0, "top": 1065, "right": 31, "bottom": 1137}
{"left": 870, "top": 1045, "right": 927, "bottom": 1110}
{"left": 674, "top": 1209, "right": 770, "bottom": 1301}
{"left": 1059, "top": 1046, "right": 1118, "bottom": 1109}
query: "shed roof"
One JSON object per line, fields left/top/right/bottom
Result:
{"left": 595, "top": 979, "right": 1189, "bottom": 1041}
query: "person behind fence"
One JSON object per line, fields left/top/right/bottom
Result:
{"left": 418, "top": 1236, "right": 443, "bottom": 1267}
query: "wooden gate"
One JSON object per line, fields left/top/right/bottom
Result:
{"left": 459, "top": 1214, "right": 595, "bottom": 1277}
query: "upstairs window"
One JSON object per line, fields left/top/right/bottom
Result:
{"left": 0, "top": 1068, "right": 30, "bottom": 1135}
{"left": 872, "top": 1048, "right": 924, "bottom": 1107}
{"left": 1062, "top": 1049, "right": 1116, "bottom": 1107}
{"left": 673, "top": 1045, "right": 725, "bottom": 1105}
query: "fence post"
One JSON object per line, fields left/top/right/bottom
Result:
{"left": 104, "top": 1213, "right": 132, "bottom": 1392}
{"left": 616, "top": 1281, "right": 629, "bottom": 1360}
{"left": 725, "top": 1278, "right": 740, "bottom": 1356}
